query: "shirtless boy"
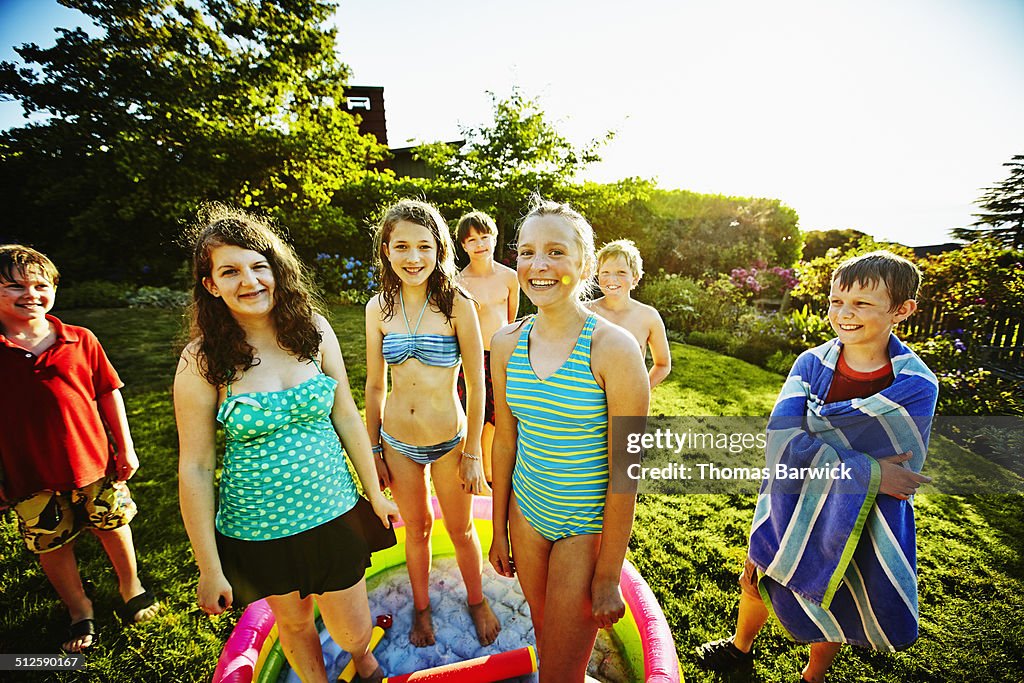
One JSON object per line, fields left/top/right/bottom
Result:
{"left": 455, "top": 211, "right": 519, "bottom": 483}
{"left": 586, "top": 239, "right": 671, "bottom": 388}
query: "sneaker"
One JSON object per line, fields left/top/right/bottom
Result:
{"left": 695, "top": 636, "right": 754, "bottom": 672}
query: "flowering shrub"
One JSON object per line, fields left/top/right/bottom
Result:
{"left": 729, "top": 261, "right": 799, "bottom": 300}
{"left": 726, "top": 308, "right": 832, "bottom": 367}
{"left": 909, "top": 331, "right": 1022, "bottom": 416}
{"left": 911, "top": 331, "right": 970, "bottom": 371}
{"left": 918, "top": 240, "right": 1024, "bottom": 322}
{"left": 313, "top": 253, "right": 375, "bottom": 304}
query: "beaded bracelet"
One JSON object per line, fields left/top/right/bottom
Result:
{"left": 461, "top": 451, "right": 481, "bottom": 461}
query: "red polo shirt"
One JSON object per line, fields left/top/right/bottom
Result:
{"left": 0, "top": 315, "right": 123, "bottom": 499}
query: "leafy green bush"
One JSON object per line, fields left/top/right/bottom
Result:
{"left": 786, "top": 305, "right": 833, "bottom": 347}
{"left": 911, "top": 333, "right": 1023, "bottom": 416}
{"left": 731, "top": 335, "right": 782, "bottom": 366}
{"left": 313, "top": 253, "right": 375, "bottom": 299}
{"left": 720, "top": 307, "right": 834, "bottom": 369}
{"left": 638, "top": 274, "right": 746, "bottom": 335}
{"left": 335, "top": 289, "right": 373, "bottom": 306}
{"left": 765, "top": 350, "right": 799, "bottom": 375}
{"left": 126, "top": 286, "right": 189, "bottom": 309}
{"left": 56, "top": 280, "right": 134, "bottom": 309}
{"left": 918, "top": 239, "right": 1024, "bottom": 322}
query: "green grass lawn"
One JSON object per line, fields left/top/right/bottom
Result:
{"left": 1, "top": 306, "right": 1021, "bottom": 682}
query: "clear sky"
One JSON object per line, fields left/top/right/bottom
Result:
{"left": 3, "top": 0, "right": 1023, "bottom": 246}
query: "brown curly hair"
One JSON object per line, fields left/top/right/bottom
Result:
{"left": 372, "top": 199, "right": 464, "bottom": 323}
{"left": 185, "top": 205, "right": 323, "bottom": 387}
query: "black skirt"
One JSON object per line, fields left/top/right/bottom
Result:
{"left": 215, "top": 496, "right": 397, "bottom": 607}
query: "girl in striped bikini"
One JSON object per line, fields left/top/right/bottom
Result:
{"left": 489, "top": 197, "right": 650, "bottom": 682}
{"left": 365, "top": 199, "right": 501, "bottom": 648}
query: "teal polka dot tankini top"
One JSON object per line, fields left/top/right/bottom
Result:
{"left": 214, "top": 370, "right": 358, "bottom": 541}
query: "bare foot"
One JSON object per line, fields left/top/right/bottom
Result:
{"left": 410, "top": 605, "right": 435, "bottom": 647}
{"left": 468, "top": 597, "right": 501, "bottom": 646}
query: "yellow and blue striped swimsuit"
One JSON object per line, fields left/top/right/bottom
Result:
{"left": 508, "top": 313, "right": 608, "bottom": 541}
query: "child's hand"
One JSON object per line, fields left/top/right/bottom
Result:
{"left": 374, "top": 455, "right": 391, "bottom": 491}
{"left": 488, "top": 534, "right": 516, "bottom": 578}
{"left": 198, "top": 570, "right": 233, "bottom": 615}
{"left": 369, "top": 494, "right": 399, "bottom": 528}
{"left": 878, "top": 452, "right": 932, "bottom": 500}
{"left": 591, "top": 577, "right": 626, "bottom": 629}
{"left": 458, "top": 455, "right": 490, "bottom": 496}
{"left": 114, "top": 448, "right": 140, "bottom": 481}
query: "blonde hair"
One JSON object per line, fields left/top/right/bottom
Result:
{"left": 597, "top": 239, "right": 644, "bottom": 281}
{"left": 517, "top": 195, "right": 597, "bottom": 301}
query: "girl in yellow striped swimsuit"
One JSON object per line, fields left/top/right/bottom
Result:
{"left": 488, "top": 197, "right": 650, "bottom": 682}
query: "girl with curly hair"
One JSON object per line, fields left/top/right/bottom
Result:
{"left": 175, "top": 205, "right": 398, "bottom": 683}
{"left": 365, "top": 199, "right": 500, "bottom": 647}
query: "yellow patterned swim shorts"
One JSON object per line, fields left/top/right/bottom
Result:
{"left": 12, "top": 476, "right": 137, "bottom": 554}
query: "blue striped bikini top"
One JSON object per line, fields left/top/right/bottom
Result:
{"left": 381, "top": 291, "right": 460, "bottom": 368}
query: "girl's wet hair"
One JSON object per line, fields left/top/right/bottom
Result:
{"left": 516, "top": 195, "right": 597, "bottom": 301}
{"left": 372, "top": 199, "right": 463, "bottom": 323}
{"left": 185, "top": 204, "right": 322, "bottom": 386}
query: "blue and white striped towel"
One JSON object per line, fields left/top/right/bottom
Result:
{"left": 748, "top": 334, "right": 938, "bottom": 651}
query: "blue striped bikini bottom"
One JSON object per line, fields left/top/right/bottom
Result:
{"left": 380, "top": 426, "right": 465, "bottom": 465}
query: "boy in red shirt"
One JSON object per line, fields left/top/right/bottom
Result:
{"left": 0, "top": 245, "right": 159, "bottom": 653}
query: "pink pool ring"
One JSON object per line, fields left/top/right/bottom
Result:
{"left": 212, "top": 496, "right": 682, "bottom": 682}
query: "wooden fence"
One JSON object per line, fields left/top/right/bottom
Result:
{"left": 904, "top": 302, "right": 1023, "bottom": 378}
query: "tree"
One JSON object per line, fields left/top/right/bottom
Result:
{"left": 801, "top": 228, "right": 868, "bottom": 260}
{"left": 641, "top": 189, "right": 802, "bottom": 278}
{"left": 0, "top": 0, "right": 385, "bottom": 282}
{"left": 413, "top": 88, "right": 613, "bottom": 252}
{"left": 953, "top": 153, "right": 1024, "bottom": 248}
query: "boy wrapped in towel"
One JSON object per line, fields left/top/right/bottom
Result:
{"left": 697, "top": 250, "right": 938, "bottom": 682}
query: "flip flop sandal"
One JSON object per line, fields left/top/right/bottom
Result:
{"left": 118, "top": 590, "right": 159, "bottom": 624}
{"left": 63, "top": 618, "right": 97, "bottom": 653}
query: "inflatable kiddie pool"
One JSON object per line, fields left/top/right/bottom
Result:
{"left": 212, "top": 497, "right": 682, "bottom": 683}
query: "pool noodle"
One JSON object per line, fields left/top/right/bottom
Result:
{"left": 337, "top": 625, "right": 387, "bottom": 682}
{"left": 381, "top": 645, "right": 536, "bottom": 682}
